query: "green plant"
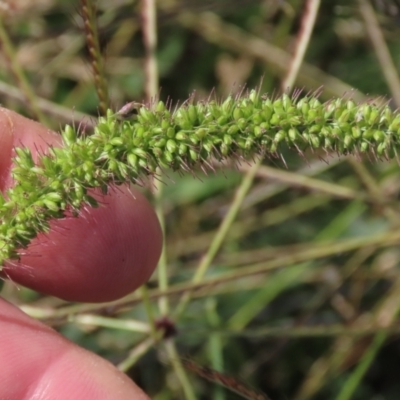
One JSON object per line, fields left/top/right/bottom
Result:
{"left": 3, "top": 1, "right": 400, "bottom": 399}
{"left": 2, "top": 92, "right": 400, "bottom": 268}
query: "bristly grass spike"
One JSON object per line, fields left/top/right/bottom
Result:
{"left": 4, "top": 90, "right": 400, "bottom": 269}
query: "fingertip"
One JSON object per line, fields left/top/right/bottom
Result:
{"left": 0, "top": 107, "right": 61, "bottom": 191}
{"left": 5, "top": 184, "right": 163, "bottom": 302}
{"left": 0, "top": 299, "right": 150, "bottom": 399}
{"left": 0, "top": 108, "right": 163, "bottom": 302}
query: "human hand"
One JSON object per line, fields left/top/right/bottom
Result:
{"left": 0, "top": 108, "right": 163, "bottom": 399}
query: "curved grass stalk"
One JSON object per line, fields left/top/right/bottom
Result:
{"left": 1, "top": 90, "right": 400, "bottom": 267}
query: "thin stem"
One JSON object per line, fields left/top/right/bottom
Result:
{"left": 348, "top": 157, "right": 400, "bottom": 224}
{"left": 281, "top": 0, "right": 321, "bottom": 91}
{"left": 335, "top": 332, "right": 387, "bottom": 400}
{"left": 212, "top": 324, "right": 400, "bottom": 338}
{"left": 174, "top": 158, "right": 262, "bottom": 318}
{"left": 117, "top": 337, "right": 154, "bottom": 372}
{"left": 358, "top": 0, "right": 400, "bottom": 106}
{"left": 141, "top": 0, "right": 158, "bottom": 101}
{"left": 164, "top": 340, "right": 198, "bottom": 400}
{"left": 0, "top": 80, "right": 93, "bottom": 125}
{"left": 69, "top": 314, "right": 150, "bottom": 332}
{"left": 154, "top": 179, "right": 170, "bottom": 316}
{"left": 20, "top": 229, "right": 400, "bottom": 322}
{"left": 80, "top": 0, "right": 109, "bottom": 115}
{"left": 0, "top": 18, "right": 49, "bottom": 125}
{"left": 140, "top": 0, "right": 169, "bottom": 318}
{"left": 181, "top": 356, "right": 270, "bottom": 400}
{"left": 295, "top": 269, "right": 400, "bottom": 399}
{"left": 139, "top": 285, "right": 158, "bottom": 340}
{"left": 178, "top": 12, "right": 364, "bottom": 100}
{"left": 206, "top": 298, "right": 225, "bottom": 400}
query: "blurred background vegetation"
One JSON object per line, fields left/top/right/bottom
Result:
{"left": 3, "top": 0, "right": 400, "bottom": 399}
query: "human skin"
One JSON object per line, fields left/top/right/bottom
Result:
{"left": 0, "top": 108, "right": 163, "bottom": 399}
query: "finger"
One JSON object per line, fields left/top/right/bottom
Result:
{"left": 0, "top": 107, "right": 62, "bottom": 191}
{"left": 0, "top": 108, "right": 163, "bottom": 302}
{"left": 0, "top": 298, "right": 149, "bottom": 399}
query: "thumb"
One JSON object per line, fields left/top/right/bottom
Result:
{"left": 0, "top": 108, "right": 163, "bottom": 302}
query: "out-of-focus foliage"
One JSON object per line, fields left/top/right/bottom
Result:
{"left": 3, "top": 1, "right": 400, "bottom": 399}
